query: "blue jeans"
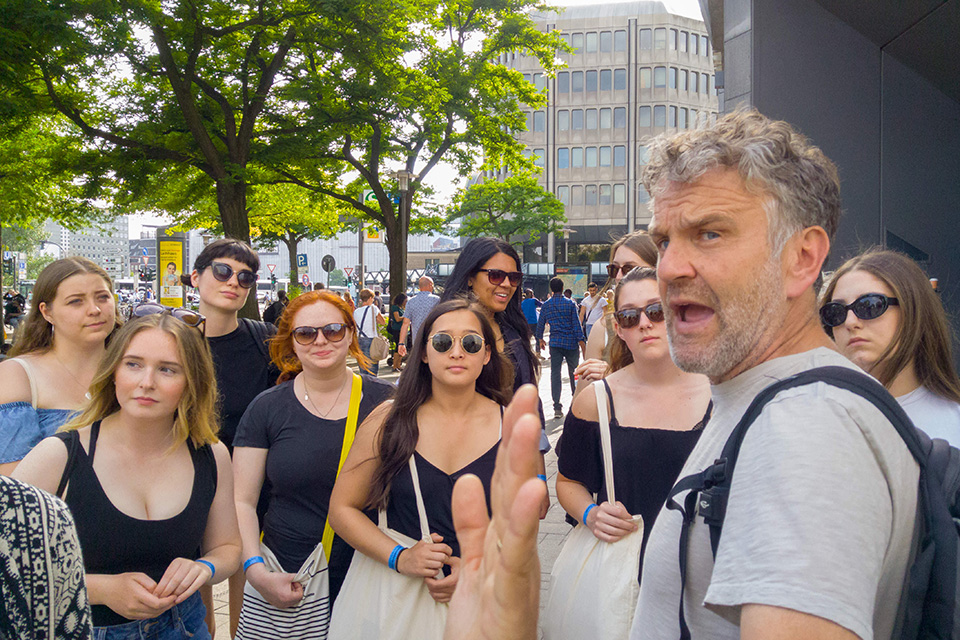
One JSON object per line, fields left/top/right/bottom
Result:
{"left": 358, "top": 336, "right": 380, "bottom": 376}
{"left": 550, "top": 346, "right": 580, "bottom": 411}
{"left": 94, "top": 591, "right": 210, "bottom": 639}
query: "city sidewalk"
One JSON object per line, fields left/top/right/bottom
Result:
{"left": 212, "top": 343, "right": 578, "bottom": 638}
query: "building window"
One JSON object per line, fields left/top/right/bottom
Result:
{"left": 534, "top": 73, "right": 545, "bottom": 91}
{"left": 523, "top": 73, "right": 531, "bottom": 83}
{"left": 614, "top": 145, "right": 626, "bottom": 166}
{"left": 586, "top": 146, "right": 598, "bottom": 167}
{"left": 654, "top": 28, "right": 666, "bottom": 50}
{"left": 586, "top": 32, "right": 598, "bottom": 53}
{"left": 690, "top": 32, "right": 698, "bottom": 55}
{"left": 690, "top": 109, "right": 698, "bottom": 128}
{"left": 670, "top": 29, "right": 678, "bottom": 50}
{"left": 586, "top": 70, "right": 597, "bottom": 92}
{"left": 572, "top": 185, "right": 584, "bottom": 205}
{"left": 639, "top": 105, "right": 651, "bottom": 127}
{"left": 614, "top": 183, "right": 626, "bottom": 204}
{"left": 533, "top": 148, "right": 544, "bottom": 167}
{"left": 572, "top": 71, "right": 583, "bottom": 92}
{"left": 586, "top": 108, "right": 598, "bottom": 129}
{"left": 557, "top": 185, "right": 570, "bottom": 205}
{"left": 572, "top": 109, "right": 583, "bottom": 129}
{"left": 639, "top": 67, "right": 651, "bottom": 89}
{"left": 701, "top": 73, "right": 709, "bottom": 94}
{"left": 558, "top": 110, "right": 569, "bottom": 131}
{"left": 557, "top": 71, "right": 569, "bottom": 93}
{"left": 525, "top": 111, "right": 533, "bottom": 130}
{"left": 614, "top": 68, "right": 626, "bottom": 90}
{"left": 599, "top": 108, "right": 611, "bottom": 129}
{"left": 600, "top": 69, "right": 611, "bottom": 91}
{"left": 533, "top": 111, "right": 545, "bottom": 132}
{"left": 669, "top": 106, "right": 677, "bottom": 127}
{"left": 638, "top": 185, "right": 650, "bottom": 203}
{"left": 599, "top": 146, "right": 611, "bottom": 167}
{"left": 560, "top": 33, "right": 571, "bottom": 48}
{"left": 599, "top": 184, "right": 612, "bottom": 205}
{"left": 702, "top": 35, "right": 709, "bottom": 56}
{"left": 557, "top": 147, "right": 569, "bottom": 169}
{"left": 679, "top": 30, "right": 688, "bottom": 52}
{"left": 639, "top": 28, "right": 652, "bottom": 50}
{"left": 679, "top": 107, "right": 687, "bottom": 129}
{"left": 654, "top": 66, "right": 666, "bottom": 88}
{"left": 654, "top": 105, "right": 666, "bottom": 127}
{"left": 614, "top": 30, "right": 627, "bottom": 51}
{"left": 691, "top": 72, "right": 699, "bottom": 94}
{"left": 680, "top": 69, "right": 688, "bottom": 92}
{"left": 585, "top": 184, "right": 598, "bottom": 205}
{"left": 669, "top": 67, "right": 677, "bottom": 89}
{"left": 614, "top": 107, "right": 626, "bottom": 128}
{"left": 600, "top": 31, "right": 612, "bottom": 52}
{"left": 572, "top": 147, "right": 584, "bottom": 167}
{"left": 572, "top": 33, "right": 583, "bottom": 53}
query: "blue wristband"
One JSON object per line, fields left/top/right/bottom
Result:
{"left": 243, "top": 556, "right": 265, "bottom": 573}
{"left": 196, "top": 559, "right": 215, "bottom": 580}
{"left": 537, "top": 474, "right": 546, "bottom": 482}
{"left": 582, "top": 503, "right": 598, "bottom": 525}
{"left": 388, "top": 544, "right": 405, "bottom": 572}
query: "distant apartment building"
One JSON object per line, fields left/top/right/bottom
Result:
{"left": 498, "top": 1, "right": 719, "bottom": 261}
{"left": 45, "top": 217, "right": 129, "bottom": 281}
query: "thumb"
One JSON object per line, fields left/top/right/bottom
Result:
{"left": 429, "top": 533, "right": 444, "bottom": 543}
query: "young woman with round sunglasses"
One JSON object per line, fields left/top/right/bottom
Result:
{"left": 0, "top": 257, "right": 121, "bottom": 475}
{"left": 13, "top": 312, "right": 241, "bottom": 640}
{"left": 328, "top": 298, "right": 512, "bottom": 637}
{"left": 231, "top": 291, "right": 393, "bottom": 639}
{"left": 556, "top": 267, "right": 711, "bottom": 584}
{"left": 575, "top": 232, "right": 659, "bottom": 391}
{"left": 820, "top": 249, "right": 960, "bottom": 445}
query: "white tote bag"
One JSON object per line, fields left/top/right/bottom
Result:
{"left": 542, "top": 380, "right": 644, "bottom": 640}
{"left": 328, "top": 456, "right": 448, "bottom": 640}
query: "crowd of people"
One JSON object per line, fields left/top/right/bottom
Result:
{"left": 2, "top": 109, "right": 960, "bottom": 640}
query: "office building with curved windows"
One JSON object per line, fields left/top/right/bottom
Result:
{"left": 501, "top": 1, "right": 719, "bottom": 263}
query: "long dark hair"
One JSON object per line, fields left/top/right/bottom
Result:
{"left": 368, "top": 298, "right": 513, "bottom": 509}
{"left": 439, "top": 237, "right": 539, "bottom": 377}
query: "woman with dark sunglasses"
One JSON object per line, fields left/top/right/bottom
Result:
{"left": 328, "top": 299, "right": 512, "bottom": 638}
{"left": 555, "top": 267, "right": 711, "bottom": 588}
{"left": 231, "top": 291, "right": 393, "bottom": 639}
{"left": 821, "top": 249, "right": 960, "bottom": 445}
{"left": 13, "top": 313, "right": 241, "bottom": 640}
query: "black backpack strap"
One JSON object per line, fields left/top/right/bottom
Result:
{"left": 54, "top": 431, "right": 81, "bottom": 499}
{"left": 240, "top": 318, "right": 277, "bottom": 364}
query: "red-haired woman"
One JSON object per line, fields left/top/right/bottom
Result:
{"left": 232, "top": 291, "right": 394, "bottom": 639}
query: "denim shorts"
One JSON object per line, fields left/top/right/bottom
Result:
{"left": 93, "top": 591, "right": 211, "bottom": 640}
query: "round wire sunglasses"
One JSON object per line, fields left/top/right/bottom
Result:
{"left": 428, "top": 332, "right": 485, "bottom": 354}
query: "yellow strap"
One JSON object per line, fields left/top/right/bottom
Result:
{"left": 321, "top": 373, "right": 363, "bottom": 562}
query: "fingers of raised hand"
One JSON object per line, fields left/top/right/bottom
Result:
{"left": 451, "top": 474, "right": 489, "bottom": 572}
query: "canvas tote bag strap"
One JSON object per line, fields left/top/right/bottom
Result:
{"left": 593, "top": 379, "right": 617, "bottom": 505}
{"left": 320, "top": 373, "right": 364, "bottom": 563}
{"left": 407, "top": 456, "right": 433, "bottom": 541}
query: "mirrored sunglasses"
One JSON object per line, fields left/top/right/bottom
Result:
{"left": 477, "top": 268, "right": 523, "bottom": 287}
{"left": 292, "top": 323, "right": 347, "bottom": 345}
{"left": 614, "top": 302, "right": 665, "bottom": 328}
{"left": 429, "top": 332, "right": 485, "bottom": 355}
{"left": 819, "top": 293, "right": 899, "bottom": 328}
{"left": 210, "top": 262, "right": 257, "bottom": 289}
{"left": 131, "top": 303, "right": 206, "bottom": 334}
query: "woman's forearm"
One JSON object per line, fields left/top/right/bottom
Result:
{"left": 556, "top": 474, "right": 595, "bottom": 524}
{"left": 330, "top": 504, "right": 401, "bottom": 567}
{"left": 236, "top": 501, "right": 264, "bottom": 566}
{"left": 198, "top": 542, "right": 242, "bottom": 585}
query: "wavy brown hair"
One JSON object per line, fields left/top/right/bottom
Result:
{"left": 367, "top": 298, "right": 513, "bottom": 509}
{"left": 270, "top": 290, "right": 371, "bottom": 382}
{"left": 10, "top": 257, "right": 120, "bottom": 357}
{"left": 60, "top": 314, "right": 219, "bottom": 448}
{"left": 821, "top": 249, "right": 960, "bottom": 402}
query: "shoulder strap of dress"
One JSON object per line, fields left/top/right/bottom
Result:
{"left": 88, "top": 421, "right": 102, "bottom": 461}
{"left": 10, "top": 358, "right": 39, "bottom": 409}
{"left": 592, "top": 380, "right": 617, "bottom": 505}
{"left": 600, "top": 378, "right": 618, "bottom": 423}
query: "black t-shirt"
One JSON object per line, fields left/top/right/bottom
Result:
{"left": 207, "top": 321, "right": 278, "bottom": 449}
{"left": 233, "top": 375, "right": 394, "bottom": 599}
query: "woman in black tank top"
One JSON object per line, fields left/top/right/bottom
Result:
{"left": 13, "top": 312, "right": 241, "bottom": 639}
{"left": 329, "top": 299, "right": 513, "bottom": 635}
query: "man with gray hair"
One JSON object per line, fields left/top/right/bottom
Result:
{"left": 626, "top": 110, "right": 918, "bottom": 639}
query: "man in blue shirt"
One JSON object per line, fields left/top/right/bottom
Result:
{"left": 536, "top": 277, "right": 586, "bottom": 419}
{"left": 520, "top": 289, "right": 542, "bottom": 356}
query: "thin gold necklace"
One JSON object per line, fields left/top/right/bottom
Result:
{"left": 302, "top": 372, "right": 349, "bottom": 418}
{"left": 54, "top": 351, "right": 92, "bottom": 401}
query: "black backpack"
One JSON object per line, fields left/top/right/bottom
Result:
{"left": 666, "top": 365, "right": 960, "bottom": 640}
{"left": 239, "top": 318, "right": 276, "bottom": 363}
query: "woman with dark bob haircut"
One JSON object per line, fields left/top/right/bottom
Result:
{"left": 820, "top": 248, "right": 960, "bottom": 445}
{"left": 438, "top": 238, "right": 551, "bottom": 516}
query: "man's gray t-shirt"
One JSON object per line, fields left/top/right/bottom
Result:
{"left": 631, "top": 348, "right": 919, "bottom": 640}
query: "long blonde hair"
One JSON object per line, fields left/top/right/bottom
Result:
{"left": 60, "top": 314, "right": 220, "bottom": 448}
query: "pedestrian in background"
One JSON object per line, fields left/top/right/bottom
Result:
{"left": 520, "top": 289, "right": 542, "bottom": 357}
{"left": 355, "top": 288, "right": 386, "bottom": 377}
{"left": 388, "top": 293, "right": 407, "bottom": 372}
{"left": 262, "top": 290, "right": 288, "bottom": 327}
{"left": 537, "top": 277, "right": 585, "bottom": 419}
{"left": 397, "top": 276, "right": 440, "bottom": 358}
{"left": 579, "top": 281, "right": 603, "bottom": 339}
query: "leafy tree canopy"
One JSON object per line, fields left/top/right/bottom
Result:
{"left": 448, "top": 174, "right": 565, "bottom": 242}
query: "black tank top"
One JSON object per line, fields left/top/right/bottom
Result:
{"left": 54, "top": 421, "right": 217, "bottom": 627}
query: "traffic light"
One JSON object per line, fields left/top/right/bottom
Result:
{"left": 2, "top": 256, "right": 13, "bottom": 278}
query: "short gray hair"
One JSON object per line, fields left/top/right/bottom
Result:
{"left": 642, "top": 109, "right": 842, "bottom": 255}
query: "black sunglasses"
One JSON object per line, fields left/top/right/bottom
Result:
{"left": 614, "top": 302, "right": 665, "bottom": 328}
{"left": 429, "top": 332, "right": 485, "bottom": 355}
{"left": 210, "top": 262, "right": 257, "bottom": 289}
{"left": 293, "top": 324, "right": 348, "bottom": 345}
{"left": 606, "top": 263, "right": 640, "bottom": 279}
{"left": 819, "top": 293, "right": 899, "bottom": 328}
{"left": 477, "top": 268, "right": 523, "bottom": 287}
{"left": 131, "top": 303, "right": 206, "bottom": 334}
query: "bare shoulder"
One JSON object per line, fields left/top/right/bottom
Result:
{"left": 0, "top": 357, "right": 33, "bottom": 404}
{"left": 210, "top": 440, "right": 232, "bottom": 466}
{"left": 570, "top": 381, "right": 600, "bottom": 422}
{"left": 11, "top": 435, "right": 71, "bottom": 494}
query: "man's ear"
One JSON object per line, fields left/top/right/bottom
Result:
{"left": 783, "top": 226, "right": 830, "bottom": 300}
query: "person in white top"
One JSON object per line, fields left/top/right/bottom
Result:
{"left": 820, "top": 249, "right": 960, "bottom": 446}
{"left": 354, "top": 288, "right": 386, "bottom": 376}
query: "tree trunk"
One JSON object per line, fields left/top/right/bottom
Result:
{"left": 284, "top": 232, "right": 299, "bottom": 291}
{"left": 215, "top": 178, "right": 260, "bottom": 319}
{"left": 386, "top": 195, "right": 408, "bottom": 300}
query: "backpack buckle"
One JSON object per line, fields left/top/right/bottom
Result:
{"left": 697, "top": 484, "right": 729, "bottom": 527}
